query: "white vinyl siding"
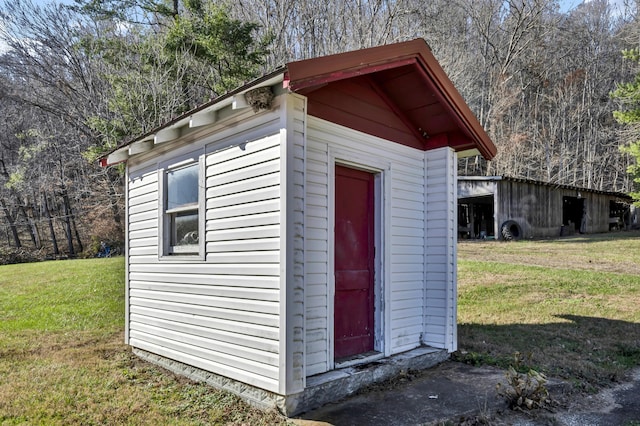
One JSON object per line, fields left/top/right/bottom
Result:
{"left": 304, "top": 133, "right": 330, "bottom": 376}
{"left": 389, "top": 166, "right": 426, "bottom": 353}
{"left": 304, "top": 116, "right": 439, "bottom": 376}
{"left": 423, "top": 147, "right": 457, "bottom": 351}
{"left": 126, "top": 102, "right": 285, "bottom": 393}
{"left": 279, "top": 93, "right": 307, "bottom": 394}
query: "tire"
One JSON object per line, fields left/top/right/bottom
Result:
{"left": 501, "top": 220, "right": 522, "bottom": 241}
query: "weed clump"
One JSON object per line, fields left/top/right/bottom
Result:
{"left": 496, "top": 352, "right": 552, "bottom": 411}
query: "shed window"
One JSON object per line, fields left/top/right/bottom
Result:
{"left": 165, "top": 162, "right": 200, "bottom": 254}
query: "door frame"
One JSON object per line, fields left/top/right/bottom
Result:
{"left": 327, "top": 147, "right": 391, "bottom": 369}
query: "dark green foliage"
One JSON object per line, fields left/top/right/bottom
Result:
{"left": 612, "top": 48, "right": 640, "bottom": 204}
{"left": 72, "top": 0, "right": 269, "bottom": 147}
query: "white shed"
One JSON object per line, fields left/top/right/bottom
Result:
{"left": 101, "top": 39, "right": 496, "bottom": 415}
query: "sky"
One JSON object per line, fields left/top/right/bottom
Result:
{"left": 559, "top": 0, "right": 628, "bottom": 13}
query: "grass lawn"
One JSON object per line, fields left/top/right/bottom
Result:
{"left": 0, "top": 232, "right": 639, "bottom": 423}
{"left": 457, "top": 231, "right": 640, "bottom": 392}
{"left": 0, "top": 258, "right": 286, "bottom": 425}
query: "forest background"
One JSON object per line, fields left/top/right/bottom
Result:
{"left": 0, "top": 0, "right": 639, "bottom": 259}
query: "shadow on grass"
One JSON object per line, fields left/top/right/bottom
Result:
{"left": 456, "top": 314, "right": 640, "bottom": 392}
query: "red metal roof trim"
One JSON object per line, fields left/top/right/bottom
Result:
{"left": 285, "top": 39, "right": 497, "bottom": 160}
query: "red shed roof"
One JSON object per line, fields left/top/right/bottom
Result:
{"left": 101, "top": 39, "right": 495, "bottom": 166}
{"left": 285, "top": 39, "right": 496, "bottom": 159}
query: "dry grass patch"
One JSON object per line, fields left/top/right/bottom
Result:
{"left": 458, "top": 231, "right": 640, "bottom": 274}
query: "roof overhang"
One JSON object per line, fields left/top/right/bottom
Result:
{"left": 99, "top": 71, "right": 285, "bottom": 167}
{"left": 284, "top": 38, "right": 496, "bottom": 159}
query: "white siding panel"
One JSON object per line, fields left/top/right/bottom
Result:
{"left": 129, "top": 228, "right": 158, "bottom": 240}
{"left": 129, "top": 280, "right": 279, "bottom": 301}
{"left": 205, "top": 251, "right": 280, "bottom": 264}
{"left": 207, "top": 238, "right": 280, "bottom": 252}
{"left": 130, "top": 305, "right": 279, "bottom": 340}
{"left": 129, "top": 272, "right": 279, "bottom": 288}
{"left": 130, "top": 321, "right": 279, "bottom": 366}
{"left": 128, "top": 247, "right": 158, "bottom": 257}
{"left": 207, "top": 224, "right": 280, "bottom": 242}
{"left": 130, "top": 296, "right": 280, "bottom": 327}
{"left": 129, "top": 236, "right": 157, "bottom": 248}
{"left": 129, "top": 329, "right": 278, "bottom": 379}
{"left": 208, "top": 186, "right": 280, "bottom": 209}
{"left": 130, "top": 288, "right": 279, "bottom": 315}
{"left": 129, "top": 212, "right": 157, "bottom": 230}
{"left": 129, "top": 179, "right": 157, "bottom": 198}
{"left": 128, "top": 201, "right": 158, "bottom": 216}
{"left": 130, "top": 339, "right": 279, "bottom": 391}
{"left": 206, "top": 199, "right": 280, "bottom": 220}
{"left": 207, "top": 143, "right": 280, "bottom": 174}
{"left": 423, "top": 147, "right": 457, "bottom": 352}
{"left": 206, "top": 133, "right": 280, "bottom": 167}
{"left": 207, "top": 171, "right": 280, "bottom": 198}
{"left": 126, "top": 104, "right": 285, "bottom": 394}
{"left": 130, "top": 312, "right": 278, "bottom": 352}
{"left": 128, "top": 191, "right": 157, "bottom": 208}
{"left": 206, "top": 158, "right": 280, "bottom": 187}
{"left": 206, "top": 211, "right": 280, "bottom": 230}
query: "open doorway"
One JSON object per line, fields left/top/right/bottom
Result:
{"left": 563, "top": 196, "right": 585, "bottom": 233}
{"left": 458, "top": 196, "right": 494, "bottom": 239}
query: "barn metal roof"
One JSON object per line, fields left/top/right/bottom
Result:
{"left": 101, "top": 39, "right": 495, "bottom": 166}
{"left": 459, "top": 175, "right": 633, "bottom": 201}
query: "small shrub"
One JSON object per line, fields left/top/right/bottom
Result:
{"left": 0, "top": 247, "right": 43, "bottom": 265}
{"left": 496, "top": 352, "right": 552, "bottom": 411}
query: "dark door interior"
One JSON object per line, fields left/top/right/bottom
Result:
{"left": 563, "top": 196, "right": 584, "bottom": 232}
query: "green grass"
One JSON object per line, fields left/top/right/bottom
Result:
{"left": 0, "top": 258, "right": 286, "bottom": 425}
{"left": 457, "top": 231, "right": 640, "bottom": 392}
{"left": 2, "top": 232, "right": 640, "bottom": 423}
{"left": 0, "top": 258, "right": 124, "bottom": 332}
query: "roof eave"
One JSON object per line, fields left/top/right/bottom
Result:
{"left": 285, "top": 38, "right": 496, "bottom": 160}
{"left": 99, "top": 69, "right": 286, "bottom": 166}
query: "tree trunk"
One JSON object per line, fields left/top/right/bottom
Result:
{"left": 60, "top": 189, "right": 76, "bottom": 257}
{"left": 70, "top": 209, "right": 83, "bottom": 254}
{"left": 0, "top": 197, "right": 21, "bottom": 248}
{"left": 43, "top": 192, "right": 59, "bottom": 256}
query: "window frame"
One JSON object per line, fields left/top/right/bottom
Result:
{"left": 158, "top": 153, "right": 206, "bottom": 260}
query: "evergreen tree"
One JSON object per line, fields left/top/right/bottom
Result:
{"left": 612, "top": 47, "right": 640, "bottom": 203}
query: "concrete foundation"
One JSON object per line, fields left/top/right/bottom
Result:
{"left": 133, "top": 346, "right": 449, "bottom": 417}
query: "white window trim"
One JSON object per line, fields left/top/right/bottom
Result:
{"left": 158, "top": 151, "right": 206, "bottom": 261}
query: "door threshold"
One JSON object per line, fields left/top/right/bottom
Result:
{"left": 335, "top": 350, "right": 384, "bottom": 369}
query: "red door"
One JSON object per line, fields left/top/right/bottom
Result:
{"left": 334, "top": 165, "right": 375, "bottom": 359}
